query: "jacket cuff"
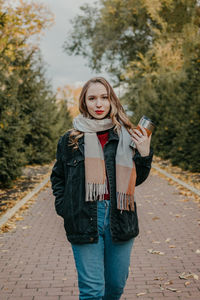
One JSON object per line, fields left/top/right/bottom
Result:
{"left": 133, "top": 147, "right": 153, "bottom": 167}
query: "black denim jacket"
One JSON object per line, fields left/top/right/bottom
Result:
{"left": 50, "top": 128, "right": 153, "bottom": 244}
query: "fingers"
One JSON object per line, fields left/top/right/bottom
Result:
{"left": 131, "top": 132, "right": 140, "bottom": 142}
{"left": 138, "top": 125, "right": 147, "bottom": 136}
{"left": 131, "top": 126, "right": 151, "bottom": 157}
{"left": 133, "top": 125, "right": 147, "bottom": 138}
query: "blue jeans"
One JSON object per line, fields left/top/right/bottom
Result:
{"left": 71, "top": 200, "right": 134, "bottom": 300}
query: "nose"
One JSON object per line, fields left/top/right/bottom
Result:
{"left": 96, "top": 98, "right": 102, "bottom": 108}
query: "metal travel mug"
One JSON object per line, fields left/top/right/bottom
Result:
{"left": 130, "top": 115, "right": 155, "bottom": 149}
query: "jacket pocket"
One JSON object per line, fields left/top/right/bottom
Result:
{"left": 113, "top": 201, "right": 139, "bottom": 240}
{"left": 55, "top": 196, "right": 65, "bottom": 218}
{"left": 63, "top": 176, "right": 91, "bottom": 235}
{"left": 65, "top": 156, "right": 85, "bottom": 181}
{"left": 129, "top": 201, "right": 139, "bottom": 237}
{"left": 63, "top": 155, "right": 91, "bottom": 234}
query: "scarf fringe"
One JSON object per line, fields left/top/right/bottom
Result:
{"left": 117, "top": 192, "right": 135, "bottom": 211}
{"left": 86, "top": 178, "right": 109, "bottom": 201}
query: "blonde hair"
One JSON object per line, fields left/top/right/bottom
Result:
{"left": 68, "top": 77, "right": 136, "bottom": 150}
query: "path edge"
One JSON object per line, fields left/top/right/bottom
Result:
{"left": 0, "top": 176, "right": 50, "bottom": 228}
{"left": 1, "top": 164, "right": 199, "bottom": 229}
{"left": 152, "top": 163, "right": 200, "bottom": 196}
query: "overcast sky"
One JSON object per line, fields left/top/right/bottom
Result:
{"left": 37, "top": 0, "right": 111, "bottom": 91}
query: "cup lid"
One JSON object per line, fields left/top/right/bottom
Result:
{"left": 141, "top": 115, "right": 156, "bottom": 127}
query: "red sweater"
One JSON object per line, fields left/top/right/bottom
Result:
{"left": 97, "top": 131, "right": 110, "bottom": 200}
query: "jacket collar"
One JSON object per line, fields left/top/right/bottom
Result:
{"left": 108, "top": 126, "right": 119, "bottom": 141}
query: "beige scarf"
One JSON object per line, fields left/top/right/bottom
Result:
{"left": 73, "top": 114, "right": 136, "bottom": 211}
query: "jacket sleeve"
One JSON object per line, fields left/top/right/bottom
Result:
{"left": 133, "top": 147, "right": 153, "bottom": 186}
{"left": 50, "top": 136, "right": 65, "bottom": 217}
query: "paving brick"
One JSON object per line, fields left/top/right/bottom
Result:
{"left": 8, "top": 297, "right": 33, "bottom": 300}
{"left": 33, "top": 297, "right": 59, "bottom": 300}
{"left": 0, "top": 174, "right": 200, "bottom": 299}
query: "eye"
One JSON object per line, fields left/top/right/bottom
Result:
{"left": 88, "top": 97, "right": 95, "bottom": 100}
{"left": 103, "top": 96, "right": 108, "bottom": 99}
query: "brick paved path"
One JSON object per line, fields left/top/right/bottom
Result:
{"left": 0, "top": 173, "right": 199, "bottom": 300}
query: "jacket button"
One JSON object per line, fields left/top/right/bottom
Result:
{"left": 90, "top": 217, "right": 93, "bottom": 221}
{"left": 90, "top": 237, "right": 94, "bottom": 242}
{"left": 73, "top": 159, "right": 77, "bottom": 164}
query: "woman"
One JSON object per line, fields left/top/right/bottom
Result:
{"left": 50, "top": 77, "right": 153, "bottom": 300}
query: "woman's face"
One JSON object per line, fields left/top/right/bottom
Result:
{"left": 85, "top": 83, "right": 111, "bottom": 119}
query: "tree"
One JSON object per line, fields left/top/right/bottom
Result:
{"left": 171, "top": 58, "right": 200, "bottom": 171}
{"left": 0, "top": 1, "right": 72, "bottom": 186}
{"left": 56, "top": 84, "right": 82, "bottom": 118}
{"left": 64, "top": 0, "right": 154, "bottom": 83}
{"left": 0, "top": 0, "right": 54, "bottom": 186}
{"left": 0, "top": 50, "right": 28, "bottom": 185}
{"left": 64, "top": 0, "right": 200, "bottom": 171}
{"left": 17, "top": 51, "right": 69, "bottom": 164}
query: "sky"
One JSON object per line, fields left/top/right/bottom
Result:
{"left": 36, "top": 0, "right": 112, "bottom": 91}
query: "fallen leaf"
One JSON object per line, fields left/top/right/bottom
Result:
{"left": 152, "top": 216, "right": 160, "bottom": 221}
{"left": 179, "top": 199, "right": 189, "bottom": 202}
{"left": 164, "top": 280, "right": 173, "bottom": 285}
{"left": 184, "top": 281, "right": 191, "bottom": 286}
{"left": 154, "top": 277, "right": 164, "bottom": 281}
{"left": 159, "top": 284, "right": 164, "bottom": 290}
{"left": 196, "top": 249, "right": 200, "bottom": 254}
{"left": 22, "top": 225, "right": 32, "bottom": 229}
{"left": 175, "top": 214, "right": 180, "bottom": 218}
{"left": 166, "top": 287, "right": 181, "bottom": 292}
{"left": 147, "top": 249, "right": 165, "bottom": 255}
{"left": 136, "top": 292, "right": 147, "bottom": 296}
{"left": 193, "top": 274, "right": 199, "bottom": 280}
{"left": 147, "top": 212, "right": 153, "bottom": 215}
{"left": 152, "top": 240, "right": 160, "bottom": 244}
{"left": 169, "top": 245, "right": 176, "bottom": 248}
{"left": 15, "top": 216, "right": 24, "bottom": 221}
{"left": 179, "top": 272, "right": 199, "bottom": 280}
{"left": 165, "top": 238, "right": 171, "bottom": 243}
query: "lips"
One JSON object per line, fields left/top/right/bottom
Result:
{"left": 95, "top": 110, "right": 104, "bottom": 114}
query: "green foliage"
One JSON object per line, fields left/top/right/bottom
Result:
{"left": 64, "top": 0, "right": 153, "bottom": 81}
{"left": 0, "top": 49, "right": 72, "bottom": 187}
{"left": 0, "top": 51, "right": 28, "bottom": 186}
{"left": 0, "top": 0, "right": 72, "bottom": 187}
{"left": 65, "top": 0, "right": 200, "bottom": 172}
{"left": 170, "top": 59, "right": 200, "bottom": 171}
{"left": 124, "top": 58, "right": 200, "bottom": 171}
{"left": 17, "top": 51, "right": 71, "bottom": 165}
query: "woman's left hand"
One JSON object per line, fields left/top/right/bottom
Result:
{"left": 131, "top": 125, "right": 151, "bottom": 157}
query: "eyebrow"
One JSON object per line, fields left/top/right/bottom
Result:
{"left": 88, "top": 94, "right": 108, "bottom": 97}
